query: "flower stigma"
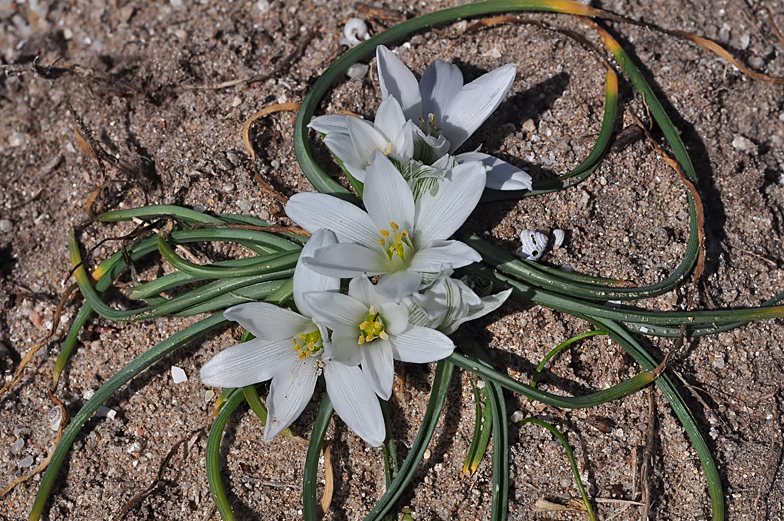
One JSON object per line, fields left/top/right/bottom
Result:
{"left": 292, "top": 329, "right": 323, "bottom": 359}
{"left": 358, "top": 305, "right": 389, "bottom": 345}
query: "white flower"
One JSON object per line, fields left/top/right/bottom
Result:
{"left": 403, "top": 273, "right": 512, "bottom": 335}
{"left": 305, "top": 276, "right": 455, "bottom": 400}
{"left": 200, "top": 229, "right": 385, "bottom": 446}
{"left": 285, "top": 150, "right": 485, "bottom": 301}
{"left": 376, "top": 45, "right": 532, "bottom": 190}
{"left": 308, "top": 96, "right": 416, "bottom": 183}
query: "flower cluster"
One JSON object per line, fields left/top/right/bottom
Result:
{"left": 201, "top": 46, "right": 519, "bottom": 446}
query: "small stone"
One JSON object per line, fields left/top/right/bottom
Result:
{"left": 510, "top": 410, "right": 525, "bottom": 423}
{"left": 174, "top": 29, "right": 188, "bottom": 40}
{"left": 171, "top": 366, "right": 188, "bottom": 383}
{"left": 346, "top": 63, "right": 369, "bottom": 80}
{"left": 118, "top": 5, "right": 134, "bottom": 23}
{"left": 270, "top": 159, "right": 280, "bottom": 169}
{"left": 236, "top": 200, "right": 253, "bottom": 212}
{"left": 0, "top": 219, "right": 13, "bottom": 232}
{"left": 749, "top": 55, "right": 765, "bottom": 70}
{"left": 231, "top": 96, "right": 242, "bottom": 107}
{"left": 522, "top": 119, "right": 536, "bottom": 133}
{"left": 205, "top": 390, "right": 215, "bottom": 402}
{"left": 731, "top": 134, "right": 757, "bottom": 155}
{"left": 9, "top": 132, "right": 25, "bottom": 147}
{"left": 20, "top": 455, "right": 34, "bottom": 468}
{"left": 96, "top": 406, "right": 116, "bottom": 419}
{"left": 11, "top": 438, "right": 24, "bottom": 453}
{"left": 255, "top": 0, "right": 271, "bottom": 13}
{"left": 740, "top": 33, "right": 750, "bottom": 50}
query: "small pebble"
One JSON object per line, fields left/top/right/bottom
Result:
{"left": 236, "top": 200, "right": 252, "bottom": 212}
{"left": 205, "top": 390, "right": 215, "bottom": 402}
{"left": 256, "top": 0, "right": 271, "bottom": 13}
{"left": 171, "top": 365, "right": 188, "bottom": 383}
{"left": 0, "top": 219, "right": 13, "bottom": 232}
{"left": 11, "top": 438, "right": 24, "bottom": 453}
{"left": 20, "top": 455, "right": 34, "bottom": 468}
{"left": 347, "top": 63, "right": 369, "bottom": 80}
{"left": 522, "top": 119, "right": 536, "bottom": 133}
{"left": 96, "top": 406, "right": 117, "bottom": 419}
{"left": 731, "top": 134, "right": 757, "bottom": 155}
{"left": 270, "top": 159, "right": 281, "bottom": 169}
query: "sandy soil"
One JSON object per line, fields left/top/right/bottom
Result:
{"left": 2, "top": 0, "right": 784, "bottom": 520}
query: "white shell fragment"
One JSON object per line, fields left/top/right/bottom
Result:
{"left": 341, "top": 18, "right": 370, "bottom": 46}
{"left": 517, "top": 230, "right": 549, "bottom": 261}
{"left": 171, "top": 365, "right": 188, "bottom": 384}
{"left": 552, "top": 229, "right": 565, "bottom": 248}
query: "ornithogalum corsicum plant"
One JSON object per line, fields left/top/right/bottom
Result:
{"left": 26, "top": 3, "right": 784, "bottom": 521}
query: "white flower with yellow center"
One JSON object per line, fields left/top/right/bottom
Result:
{"left": 403, "top": 273, "right": 512, "bottom": 335}
{"left": 305, "top": 275, "right": 455, "bottom": 400}
{"left": 375, "top": 45, "right": 532, "bottom": 191}
{"left": 308, "top": 96, "right": 416, "bottom": 183}
{"left": 285, "top": 150, "right": 485, "bottom": 301}
{"left": 200, "top": 229, "right": 385, "bottom": 446}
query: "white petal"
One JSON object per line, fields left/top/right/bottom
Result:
{"left": 293, "top": 229, "right": 340, "bottom": 316}
{"left": 414, "top": 129, "right": 450, "bottom": 163}
{"left": 389, "top": 326, "right": 455, "bottom": 363}
{"left": 375, "top": 270, "right": 422, "bottom": 302}
{"left": 347, "top": 117, "right": 389, "bottom": 162}
{"left": 361, "top": 338, "right": 394, "bottom": 400}
{"left": 323, "top": 133, "right": 367, "bottom": 171}
{"left": 308, "top": 114, "right": 350, "bottom": 135}
{"left": 374, "top": 97, "right": 406, "bottom": 142}
{"left": 419, "top": 59, "right": 464, "bottom": 124}
{"left": 442, "top": 288, "right": 513, "bottom": 334}
{"left": 456, "top": 152, "right": 532, "bottom": 190}
{"left": 285, "top": 192, "right": 379, "bottom": 245}
{"left": 324, "top": 362, "right": 385, "bottom": 446}
{"left": 375, "top": 300, "right": 411, "bottom": 336}
{"left": 409, "top": 240, "right": 481, "bottom": 272}
{"left": 364, "top": 151, "right": 416, "bottom": 233}
{"left": 414, "top": 161, "right": 486, "bottom": 243}
{"left": 391, "top": 120, "right": 416, "bottom": 159}
{"left": 325, "top": 333, "right": 364, "bottom": 366}
{"left": 264, "top": 358, "right": 319, "bottom": 440}
{"left": 376, "top": 45, "right": 422, "bottom": 121}
{"left": 305, "top": 291, "right": 370, "bottom": 331}
{"left": 303, "top": 242, "right": 387, "bottom": 278}
{"left": 224, "top": 303, "right": 311, "bottom": 341}
{"left": 442, "top": 64, "right": 516, "bottom": 152}
{"left": 347, "top": 275, "right": 384, "bottom": 307}
{"left": 200, "top": 338, "right": 298, "bottom": 388}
